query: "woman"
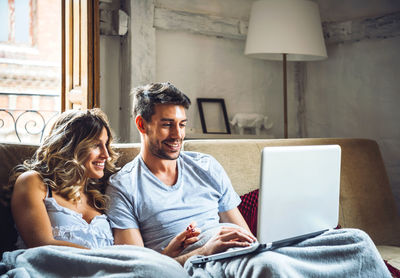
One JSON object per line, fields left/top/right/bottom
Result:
{"left": 9, "top": 108, "right": 119, "bottom": 249}
{"left": 9, "top": 108, "right": 199, "bottom": 252}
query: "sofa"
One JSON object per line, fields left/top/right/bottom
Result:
{"left": 1, "top": 138, "right": 400, "bottom": 271}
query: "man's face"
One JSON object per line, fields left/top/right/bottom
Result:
{"left": 144, "top": 104, "right": 187, "bottom": 160}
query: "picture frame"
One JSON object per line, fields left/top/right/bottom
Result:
{"left": 197, "top": 98, "right": 231, "bottom": 134}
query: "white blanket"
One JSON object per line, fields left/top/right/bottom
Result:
{"left": 0, "top": 245, "right": 189, "bottom": 278}
{"left": 184, "top": 228, "right": 392, "bottom": 278}
{"left": 1, "top": 229, "right": 391, "bottom": 278}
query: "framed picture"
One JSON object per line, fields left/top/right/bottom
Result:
{"left": 197, "top": 98, "right": 231, "bottom": 134}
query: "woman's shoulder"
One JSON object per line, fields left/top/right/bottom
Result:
{"left": 13, "top": 170, "right": 46, "bottom": 196}
{"left": 15, "top": 170, "right": 42, "bottom": 183}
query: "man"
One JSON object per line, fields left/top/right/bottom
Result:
{"left": 106, "top": 82, "right": 391, "bottom": 277}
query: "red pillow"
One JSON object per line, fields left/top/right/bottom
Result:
{"left": 385, "top": 261, "right": 400, "bottom": 278}
{"left": 238, "top": 189, "right": 259, "bottom": 237}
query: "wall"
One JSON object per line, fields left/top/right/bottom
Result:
{"left": 100, "top": 36, "right": 121, "bottom": 140}
{"left": 307, "top": 0, "right": 400, "bottom": 212}
{"left": 155, "top": 29, "right": 289, "bottom": 138}
{"left": 306, "top": 36, "right": 400, "bottom": 211}
{"left": 112, "top": 0, "right": 297, "bottom": 143}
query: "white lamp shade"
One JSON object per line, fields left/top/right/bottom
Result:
{"left": 245, "top": 0, "right": 327, "bottom": 61}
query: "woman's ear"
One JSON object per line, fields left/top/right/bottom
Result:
{"left": 135, "top": 115, "right": 146, "bottom": 134}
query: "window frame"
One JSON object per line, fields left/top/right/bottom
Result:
{"left": 61, "top": 0, "right": 100, "bottom": 111}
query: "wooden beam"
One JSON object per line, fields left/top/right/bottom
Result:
{"left": 323, "top": 12, "right": 400, "bottom": 44}
{"left": 130, "top": 1, "right": 156, "bottom": 88}
{"left": 153, "top": 7, "right": 248, "bottom": 40}
{"left": 153, "top": 7, "right": 400, "bottom": 44}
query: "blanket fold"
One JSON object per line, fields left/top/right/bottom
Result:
{"left": 1, "top": 245, "right": 188, "bottom": 278}
{"left": 184, "top": 228, "right": 392, "bottom": 278}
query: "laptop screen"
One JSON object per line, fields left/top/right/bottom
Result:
{"left": 257, "top": 145, "right": 341, "bottom": 244}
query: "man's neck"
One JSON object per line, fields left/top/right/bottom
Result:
{"left": 141, "top": 151, "right": 179, "bottom": 186}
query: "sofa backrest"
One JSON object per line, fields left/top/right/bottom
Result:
{"left": 183, "top": 138, "right": 400, "bottom": 246}
{"left": 112, "top": 143, "right": 141, "bottom": 167}
{"left": 1, "top": 138, "right": 399, "bottom": 254}
{"left": 0, "top": 143, "right": 38, "bottom": 255}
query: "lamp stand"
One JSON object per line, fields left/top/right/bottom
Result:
{"left": 283, "top": 53, "right": 288, "bottom": 138}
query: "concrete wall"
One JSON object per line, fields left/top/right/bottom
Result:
{"left": 155, "top": 29, "right": 288, "bottom": 138}
{"left": 306, "top": 36, "right": 400, "bottom": 211}
{"left": 307, "top": 0, "right": 400, "bottom": 212}
{"left": 100, "top": 36, "right": 121, "bottom": 140}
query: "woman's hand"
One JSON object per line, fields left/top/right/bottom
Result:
{"left": 162, "top": 222, "right": 201, "bottom": 258}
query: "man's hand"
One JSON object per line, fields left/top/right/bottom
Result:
{"left": 173, "top": 226, "right": 257, "bottom": 265}
{"left": 201, "top": 226, "right": 257, "bottom": 256}
{"left": 162, "top": 222, "right": 201, "bottom": 258}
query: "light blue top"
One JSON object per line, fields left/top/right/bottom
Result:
{"left": 16, "top": 188, "right": 114, "bottom": 249}
{"left": 106, "top": 151, "right": 241, "bottom": 252}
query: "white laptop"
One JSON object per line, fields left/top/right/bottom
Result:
{"left": 190, "top": 145, "right": 341, "bottom": 264}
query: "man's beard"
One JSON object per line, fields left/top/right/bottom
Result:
{"left": 148, "top": 139, "right": 182, "bottom": 160}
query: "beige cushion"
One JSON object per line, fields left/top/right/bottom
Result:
{"left": 112, "top": 143, "right": 141, "bottom": 168}
{"left": 377, "top": 245, "right": 400, "bottom": 269}
{"left": 183, "top": 139, "right": 261, "bottom": 195}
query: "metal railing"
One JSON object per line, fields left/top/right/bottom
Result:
{"left": 0, "top": 109, "right": 59, "bottom": 143}
{"left": 0, "top": 90, "right": 60, "bottom": 143}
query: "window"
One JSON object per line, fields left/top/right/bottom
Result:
{"left": 0, "top": 0, "right": 34, "bottom": 45}
{"left": 0, "top": 0, "right": 99, "bottom": 144}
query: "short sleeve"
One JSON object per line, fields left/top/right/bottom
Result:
{"left": 208, "top": 156, "right": 241, "bottom": 212}
{"left": 106, "top": 169, "right": 140, "bottom": 230}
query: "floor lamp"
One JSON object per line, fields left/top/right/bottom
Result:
{"left": 244, "top": 0, "right": 327, "bottom": 138}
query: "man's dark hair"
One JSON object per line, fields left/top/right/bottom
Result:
{"left": 132, "top": 82, "right": 191, "bottom": 122}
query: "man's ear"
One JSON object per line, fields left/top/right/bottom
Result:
{"left": 135, "top": 115, "right": 146, "bottom": 134}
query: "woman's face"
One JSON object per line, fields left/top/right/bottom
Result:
{"left": 84, "top": 127, "right": 110, "bottom": 179}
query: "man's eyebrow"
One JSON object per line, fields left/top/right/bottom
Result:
{"left": 160, "top": 118, "right": 187, "bottom": 122}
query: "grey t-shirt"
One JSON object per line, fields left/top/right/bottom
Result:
{"left": 106, "top": 151, "right": 241, "bottom": 252}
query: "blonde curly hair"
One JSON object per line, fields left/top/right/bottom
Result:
{"left": 8, "top": 108, "right": 119, "bottom": 211}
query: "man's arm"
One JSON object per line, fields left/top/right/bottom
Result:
{"left": 219, "top": 207, "right": 253, "bottom": 235}
{"left": 170, "top": 208, "right": 256, "bottom": 265}
{"left": 173, "top": 225, "right": 256, "bottom": 265}
{"left": 113, "top": 228, "right": 145, "bottom": 246}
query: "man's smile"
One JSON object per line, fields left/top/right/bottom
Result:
{"left": 163, "top": 140, "right": 182, "bottom": 151}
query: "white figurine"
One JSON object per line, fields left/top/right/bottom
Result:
{"left": 230, "top": 113, "right": 273, "bottom": 135}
